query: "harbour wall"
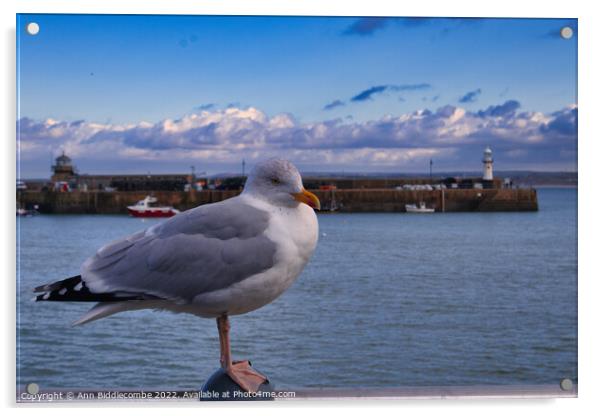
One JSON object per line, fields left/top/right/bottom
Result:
{"left": 18, "top": 188, "right": 538, "bottom": 214}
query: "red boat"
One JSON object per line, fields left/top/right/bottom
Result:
{"left": 127, "top": 196, "right": 180, "bottom": 218}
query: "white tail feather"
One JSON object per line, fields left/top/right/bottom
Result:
{"left": 72, "top": 300, "right": 163, "bottom": 326}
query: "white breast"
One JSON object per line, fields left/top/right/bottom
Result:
{"left": 190, "top": 198, "right": 319, "bottom": 317}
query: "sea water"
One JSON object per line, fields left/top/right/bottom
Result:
{"left": 16, "top": 188, "right": 577, "bottom": 389}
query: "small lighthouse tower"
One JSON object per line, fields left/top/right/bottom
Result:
{"left": 51, "top": 151, "right": 76, "bottom": 182}
{"left": 482, "top": 146, "right": 494, "bottom": 181}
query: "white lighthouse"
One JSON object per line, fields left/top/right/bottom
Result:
{"left": 482, "top": 146, "right": 493, "bottom": 181}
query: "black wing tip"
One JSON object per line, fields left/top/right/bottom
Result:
{"left": 34, "top": 275, "right": 84, "bottom": 302}
{"left": 33, "top": 275, "right": 82, "bottom": 293}
{"left": 34, "top": 293, "right": 48, "bottom": 302}
{"left": 33, "top": 275, "right": 162, "bottom": 303}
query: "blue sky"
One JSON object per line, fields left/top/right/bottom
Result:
{"left": 17, "top": 15, "right": 577, "bottom": 177}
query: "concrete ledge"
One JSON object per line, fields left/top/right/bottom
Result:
{"left": 17, "top": 384, "right": 576, "bottom": 402}
{"left": 287, "top": 384, "right": 577, "bottom": 400}
{"left": 18, "top": 188, "right": 538, "bottom": 214}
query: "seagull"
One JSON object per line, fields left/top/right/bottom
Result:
{"left": 34, "top": 158, "right": 321, "bottom": 393}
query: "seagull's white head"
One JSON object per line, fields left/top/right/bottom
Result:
{"left": 243, "top": 158, "right": 321, "bottom": 210}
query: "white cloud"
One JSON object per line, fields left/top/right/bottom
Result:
{"left": 17, "top": 102, "right": 577, "bottom": 171}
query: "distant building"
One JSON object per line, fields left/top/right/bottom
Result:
{"left": 50, "top": 152, "right": 78, "bottom": 191}
{"left": 78, "top": 174, "right": 190, "bottom": 191}
{"left": 442, "top": 177, "right": 457, "bottom": 188}
{"left": 459, "top": 178, "right": 475, "bottom": 189}
{"left": 48, "top": 152, "right": 193, "bottom": 191}
{"left": 38, "top": 151, "right": 503, "bottom": 193}
{"left": 51, "top": 152, "right": 77, "bottom": 182}
{"left": 481, "top": 147, "right": 495, "bottom": 189}
{"left": 482, "top": 146, "right": 494, "bottom": 181}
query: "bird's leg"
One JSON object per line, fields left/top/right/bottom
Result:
{"left": 216, "top": 314, "right": 231, "bottom": 368}
{"left": 216, "top": 314, "right": 268, "bottom": 393}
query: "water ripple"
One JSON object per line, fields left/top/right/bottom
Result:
{"left": 17, "top": 189, "right": 577, "bottom": 389}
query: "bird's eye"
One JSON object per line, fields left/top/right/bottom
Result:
{"left": 271, "top": 178, "right": 281, "bottom": 185}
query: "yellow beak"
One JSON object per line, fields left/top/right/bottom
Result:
{"left": 292, "top": 188, "right": 321, "bottom": 210}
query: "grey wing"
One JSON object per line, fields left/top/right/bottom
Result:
{"left": 81, "top": 198, "right": 277, "bottom": 302}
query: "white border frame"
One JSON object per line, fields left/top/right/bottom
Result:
{"left": 3, "top": 1, "right": 600, "bottom": 414}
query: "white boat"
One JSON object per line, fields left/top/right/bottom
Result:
{"left": 405, "top": 202, "right": 435, "bottom": 213}
{"left": 17, "top": 204, "right": 39, "bottom": 216}
{"left": 127, "top": 196, "right": 180, "bottom": 218}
